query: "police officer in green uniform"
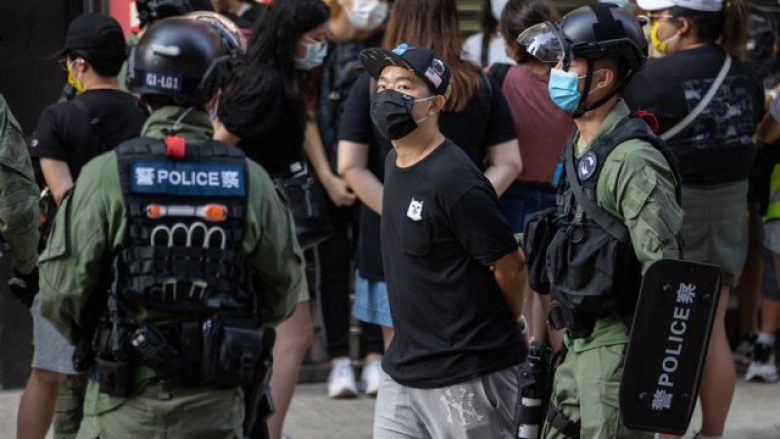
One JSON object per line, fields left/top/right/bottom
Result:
{"left": 39, "top": 17, "right": 304, "bottom": 438}
{"left": 518, "top": 4, "right": 683, "bottom": 438}
{"left": 0, "top": 94, "right": 41, "bottom": 303}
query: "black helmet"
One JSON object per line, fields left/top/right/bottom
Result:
{"left": 517, "top": 3, "right": 648, "bottom": 116}
{"left": 559, "top": 3, "right": 647, "bottom": 74}
{"left": 518, "top": 3, "right": 647, "bottom": 73}
{"left": 126, "top": 17, "right": 229, "bottom": 105}
{"left": 136, "top": 0, "right": 214, "bottom": 28}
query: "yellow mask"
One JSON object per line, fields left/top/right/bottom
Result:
{"left": 67, "top": 61, "right": 84, "bottom": 93}
{"left": 650, "top": 20, "right": 678, "bottom": 55}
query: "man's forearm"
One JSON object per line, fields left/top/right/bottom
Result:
{"left": 493, "top": 251, "right": 527, "bottom": 320}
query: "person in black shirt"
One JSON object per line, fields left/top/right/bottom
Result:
{"left": 214, "top": 1, "right": 330, "bottom": 437}
{"left": 21, "top": 13, "right": 146, "bottom": 439}
{"left": 625, "top": 0, "right": 761, "bottom": 437}
{"left": 315, "top": 0, "right": 387, "bottom": 399}
{"left": 337, "top": 0, "right": 521, "bottom": 353}
{"left": 360, "top": 44, "right": 526, "bottom": 439}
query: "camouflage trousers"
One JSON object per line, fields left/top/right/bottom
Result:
{"left": 542, "top": 342, "right": 654, "bottom": 439}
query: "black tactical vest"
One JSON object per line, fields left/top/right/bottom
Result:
{"left": 113, "top": 137, "right": 254, "bottom": 315}
{"left": 546, "top": 117, "right": 681, "bottom": 317}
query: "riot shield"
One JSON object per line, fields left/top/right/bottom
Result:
{"left": 619, "top": 259, "right": 721, "bottom": 435}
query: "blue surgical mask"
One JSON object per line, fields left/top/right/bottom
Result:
{"left": 548, "top": 68, "right": 584, "bottom": 114}
{"left": 490, "top": 0, "right": 509, "bottom": 20}
{"left": 294, "top": 40, "right": 327, "bottom": 71}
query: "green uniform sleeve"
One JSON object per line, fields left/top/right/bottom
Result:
{"left": 243, "top": 160, "right": 304, "bottom": 326}
{"left": 0, "top": 95, "right": 40, "bottom": 274}
{"left": 598, "top": 140, "right": 683, "bottom": 272}
{"left": 39, "top": 152, "right": 125, "bottom": 342}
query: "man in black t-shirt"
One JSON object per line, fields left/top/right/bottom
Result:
{"left": 360, "top": 44, "right": 526, "bottom": 439}
{"left": 20, "top": 13, "right": 146, "bottom": 439}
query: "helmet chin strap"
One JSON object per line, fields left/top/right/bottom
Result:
{"left": 571, "top": 60, "right": 635, "bottom": 119}
{"left": 571, "top": 59, "right": 595, "bottom": 119}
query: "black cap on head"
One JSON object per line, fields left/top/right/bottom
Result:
{"left": 60, "top": 13, "right": 124, "bottom": 56}
{"left": 360, "top": 44, "right": 451, "bottom": 96}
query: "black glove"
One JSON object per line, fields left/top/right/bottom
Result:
{"left": 8, "top": 267, "right": 39, "bottom": 308}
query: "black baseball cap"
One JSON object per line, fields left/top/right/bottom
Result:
{"left": 360, "top": 44, "right": 451, "bottom": 96}
{"left": 57, "top": 13, "right": 125, "bottom": 57}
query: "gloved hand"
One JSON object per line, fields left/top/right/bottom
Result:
{"left": 8, "top": 267, "right": 39, "bottom": 308}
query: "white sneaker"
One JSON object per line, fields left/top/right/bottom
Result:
{"left": 327, "top": 358, "right": 358, "bottom": 399}
{"left": 360, "top": 359, "right": 382, "bottom": 397}
{"left": 735, "top": 333, "right": 757, "bottom": 367}
{"left": 745, "top": 343, "right": 779, "bottom": 383}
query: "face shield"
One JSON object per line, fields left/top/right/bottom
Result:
{"left": 516, "top": 22, "right": 572, "bottom": 70}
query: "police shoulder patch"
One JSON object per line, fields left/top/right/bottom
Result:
{"left": 129, "top": 161, "right": 246, "bottom": 197}
{"left": 578, "top": 151, "right": 598, "bottom": 181}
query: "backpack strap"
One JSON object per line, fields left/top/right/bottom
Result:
{"left": 480, "top": 33, "right": 491, "bottom": 68}
{"left": 487, "top": 63, "right": 512, "bottom": 89}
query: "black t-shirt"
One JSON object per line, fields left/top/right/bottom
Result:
{"left": 30, "top": 89, "right": 146, "bottom": 178}
{"left": 221, "top": 63, "right": 306, "bottom": 178}
{"left": 624, "top": 44, "right": 764, "bottom": 185}
{"left": 338, "top": 72, "right": 516, "bottom": 281}
{"left": 380, "top": 139, "right": 524, "bottom": 387}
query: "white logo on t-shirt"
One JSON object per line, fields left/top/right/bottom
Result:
{"left": 407, "top": 198, "right": 424, "bottom": 221}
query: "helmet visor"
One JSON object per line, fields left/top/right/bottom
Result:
{"left": 516, "top": 22, "right": 567, "bottom": 64}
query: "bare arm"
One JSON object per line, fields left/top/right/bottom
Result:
{"left": 491, "top": 249, "right": 527, "bottom": 321}
{"left": 755, "top": 112, "right": 780, "bottom": 145}
{"left": 484, "top": 140, "right": 522, "bottom": 197}
{"left": 304, "top": 119, "right": 356, "bottom": 206}
{"left": 39, "top": 158, "right": 73, "bottom": 206}
{"left": 338, "top": 140, "right": 383, "bottom": 214}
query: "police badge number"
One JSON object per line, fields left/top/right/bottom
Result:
{"left": 577, "top": 151, "right": 598, "bottom": 181}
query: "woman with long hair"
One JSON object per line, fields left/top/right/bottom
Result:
{"left": 338, "top": 0, "right": 521, "bottom": 362}
{"left": 463, "top": 0, "right": 515, "bottom": 67}
{"left": 214, "top": 1, "right": 331, "bottom": 438}
{"left": 625, "top": 0, "right": 762, "bottom": 437}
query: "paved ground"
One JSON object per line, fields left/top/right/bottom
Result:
{"left": 2, "top": 379, "right": 776, "bottom": 439}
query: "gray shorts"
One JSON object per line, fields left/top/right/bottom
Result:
{"left": 681, "top": 181, "right": 749, "bottom": 288}
{"left": 373, "top": 366, "right": 519, "bottom": 439}
{"left": 31, "top": 294, "right": 77, "bottom": 374}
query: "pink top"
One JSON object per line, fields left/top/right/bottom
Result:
{"left": 501, "top": 64, "right": 575, "bottom": 184}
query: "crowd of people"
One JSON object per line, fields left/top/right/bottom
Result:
{"left": 0, "top": 0, "right": 778, "bottom": 437}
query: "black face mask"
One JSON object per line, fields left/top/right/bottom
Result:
{"left": 370, "top": 89, "right": 421, "bottom": 141}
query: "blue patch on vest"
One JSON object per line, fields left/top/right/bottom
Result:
{"left": 129, "top": 161, "right": 246, "bottom": 197}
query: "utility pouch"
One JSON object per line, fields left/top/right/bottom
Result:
{"left": 201, "top": 314, "right": 263, "bottom": 386}
{"left": 96, "top": 357, "right": 133, "bottom": 397}
{"left": 523, "top": 207, "right": 558, "bottom": 294}
{"left": 546, "top": 223, "right": 634, "bottom": 312}
{"left": 129, "top": 322, "right": 182, "bottom": 378}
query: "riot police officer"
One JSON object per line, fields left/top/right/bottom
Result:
{"left": 39, "top": 17, "right": 304, "bottom": 438}
{"left": 1, "top": 94, "right": 40, "bottom": 303}
{"left": 518, "top": 4, "right": 683, "bottom": 438}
